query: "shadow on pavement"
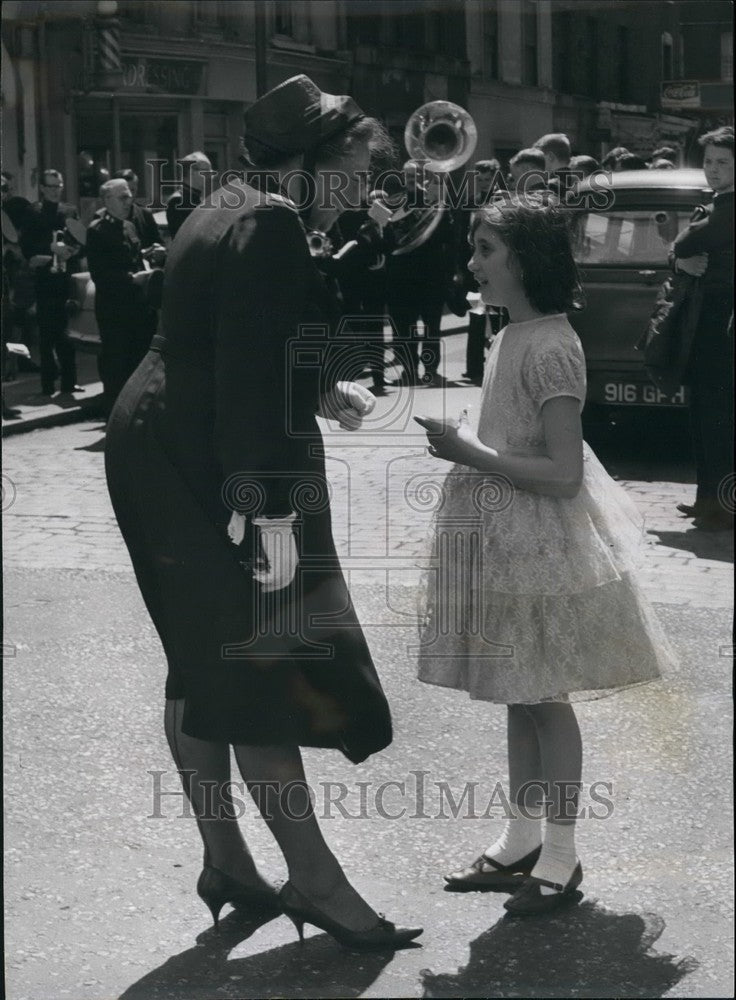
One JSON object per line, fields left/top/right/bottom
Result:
{"left": 420, "top": 900, "right": 698, "bottom": 999}
{"left": 648, "top": 527, "right": 734, "bottom": 563}
{"left": 118, "top": 908, "right": 394, "bottom": 1000}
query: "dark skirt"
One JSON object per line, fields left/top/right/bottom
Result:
{"left": 104, "top": 350, "right": 392, "bottom": 763}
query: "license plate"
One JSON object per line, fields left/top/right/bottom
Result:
{"left": 600, "top": 381, "right": 688, "bottom": 406}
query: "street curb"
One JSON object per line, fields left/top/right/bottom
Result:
{"left": 2, "top": 322, "right": 469, "bottom": 437}
{"left": 2, "top": 391, "right": 105, "bottom": 437}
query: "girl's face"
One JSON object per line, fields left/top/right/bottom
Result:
{"left": 468, "top": 221, "right": 522, "bottom": 307}
{"left": 703, "top": 143, "right": 734, "bottom": 194}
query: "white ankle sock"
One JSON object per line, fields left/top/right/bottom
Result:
{"left": 532, "top": 821, "right": 578, "bottom": 895}
{"left": 484, "top": 804, "right": 544, "bottom": 866}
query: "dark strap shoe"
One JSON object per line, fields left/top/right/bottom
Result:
{"left": 503, "top": 861, "right": 583, "bottom": 916}
{"left": 444, "top": 845, "right": 541, "bottom": 893}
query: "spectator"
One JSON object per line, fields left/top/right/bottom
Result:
{"left": 112, "top": 169, "right": 164, "bottom": 251}
{"left": 508, "top": 148, "right": 547, "bottom": 191}
{"left": 19, "top": 169, "right": 82, "bottom": 397}
{"left": 616, "top": 153, "right": 648, "bottom": 171}
{"left": 1, "top": 171, "right": 30, "bottom": 229}
{"left": 86, "top": 179, "right": 158, "bottom": 415}
{"left": 600, "top": 146, "right": 630, "bottom": 171}
{"left": 165, "top": 151, "right": 213, "bottom": 239}
{"left": 672, "top": 125, "right": 734, "bottom": 532}
{"left": 569, "top": 154, "right": 599, "bottom": 179}
{"left": 649, "top": 158, "right": 676, "bottom": 170}
{"left": 2, "top": 171, "right": 36, "bottom": 371}
{"left": 533, "top": 132, "right": 576, "bottom": 195}
{"left": 650, "top": 145, "right": 679, "bottom": 166}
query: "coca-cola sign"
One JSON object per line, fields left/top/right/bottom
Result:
{"left": 661, "top": 81, "right": 700, "bottom": 109}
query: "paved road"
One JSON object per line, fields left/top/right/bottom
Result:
{"left": 3, "top": 333, "right": 734, "bottom": 999}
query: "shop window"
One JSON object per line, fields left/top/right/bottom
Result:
{"left": 523, "top": 1, "right": 538, "bottom": 87}
{"left": 483, "top": 2, "right": 499, "bottom": 81}
{"left": 617, "top": 26, "right": 629, "bottom": 102}
{"left": 721, "top": 32, "right": 733, "bottom": 82}
{"left": 661, "top": 32, "right": 674, "bottom": 81}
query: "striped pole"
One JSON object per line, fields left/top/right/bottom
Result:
{"left": 96, "top": 16, "right": 122, "bottom": 88}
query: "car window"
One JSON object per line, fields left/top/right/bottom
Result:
{"left": 572, "top": 208, "right": 694, "bottom": 265}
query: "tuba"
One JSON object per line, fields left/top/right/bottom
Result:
{"left": 368, "top": 100, "right": 478, "bottom": 255}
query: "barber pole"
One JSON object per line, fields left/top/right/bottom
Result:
{"left": 95, "top": 1, "right": 122, "bottom": 88}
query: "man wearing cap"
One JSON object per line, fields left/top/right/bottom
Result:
{"left": 87, "top": 178, "right": 158, "bottom": 413}
{"left": 165, "top": 151, "right": 213, "bottom": 239}
{"left": 104, "top": 75, "right": 421, "bottom": 949}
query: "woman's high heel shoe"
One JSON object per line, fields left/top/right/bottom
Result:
{"left": 197, "top": 865, "right": 281, "bottom": 930}
{"left": 279, "top": 881, "right": 423, "bottom": 951}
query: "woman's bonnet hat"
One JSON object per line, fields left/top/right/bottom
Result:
{"left": 243, "top": 74, "right": 365, "bottom": 156}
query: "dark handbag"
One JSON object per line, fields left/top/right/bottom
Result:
{"left": 636, "top": 272, "right": 703, "bottom": 395}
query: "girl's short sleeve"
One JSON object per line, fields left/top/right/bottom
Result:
{"left": 524, "top": 335, "right": 587, "bottom": 408}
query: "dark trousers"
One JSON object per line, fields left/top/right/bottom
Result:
{"left": 388, "top": 290, "right": 444, "bottom": 381}
{"left": 35, "top": 277, "right": 77, "bottom": 394}
{"left": 686, "top": 291, "right": 734, "bottom": 507}
{"left": 96, "top": 299, "right": 157, "bottom": 414}
{"left": 465, "top": 310, "right": 486, "bottom": 381}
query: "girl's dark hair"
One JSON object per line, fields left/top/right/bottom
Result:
{"left": 241, "top": 116, "right": 395, "bottom": 170}
{"left": 470, "top": 197, "right": 583, "bottom": 314}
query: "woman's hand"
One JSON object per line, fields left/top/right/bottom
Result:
{"left": 253, "top": 516, "right": 299, "bottom": 592}
{"left": 413, "top": 414, "right": 484, "bottom": 465}
{"left": 319, "top": 381, "right": 375, "bottom": 430}
{"left": 676, "top": 253, "right": 708, "bottom": 276}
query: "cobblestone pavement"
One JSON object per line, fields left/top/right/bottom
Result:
{"left": 3, "top": 333, "right": 733, "bottom": 609}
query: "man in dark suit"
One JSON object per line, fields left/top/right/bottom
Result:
{"left": 86, "top": 178, "right": 158, "bottom": 414}
{"left": 672, "top": 126, "right": 734, "bottom": 532}
{"left": 19, "top": 169, "right": 82, "bottom": 396}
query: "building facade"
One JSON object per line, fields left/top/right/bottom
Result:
{"left": 1, "top": 0, "right": 733, "bottom": 211}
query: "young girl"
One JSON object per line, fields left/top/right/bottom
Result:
{"left": 414, "top": 198, "right": 675, "bottom": 916}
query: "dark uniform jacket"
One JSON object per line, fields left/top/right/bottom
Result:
{"left": 20, "top": 200, "right": 81, "bottom": 276}
{"left": 86, "top": 211, "right": 144, "bottom": 300}
{"left": 673, "top": 190, "right": 734, "bottom": 292}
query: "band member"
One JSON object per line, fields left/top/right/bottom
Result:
{"left": 112, "top": 169, "right": 165, "bottom": 253}
{"left": 165, "top": 151, "right": 213, "bottom": 239}
{"left": 86, "top": 178, "right": 158, "bottom": 414}
{"left": 386, "top": 161, "right": 455, "bottom": 386}
{"left": 19, "top": 169, "right": 82, "bottom": 396}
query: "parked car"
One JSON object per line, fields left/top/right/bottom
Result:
{"left": 65, "top": 209, "right": 169, "bottom": 354}
{"left": 568, "top": 168, "right": 709, "bottom": 420}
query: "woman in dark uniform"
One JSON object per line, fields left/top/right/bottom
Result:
{"left": 105, "top": 76, "right": 421, "bottom": 949}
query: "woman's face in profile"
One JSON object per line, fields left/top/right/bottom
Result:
{"left": 309, "top": 142, "right": 372, "bottom": 232}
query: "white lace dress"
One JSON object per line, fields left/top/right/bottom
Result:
{"left": 417, "top": 313, "right": 676, "bottom": 703}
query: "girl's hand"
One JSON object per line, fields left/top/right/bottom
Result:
{"left": 413, "top": 414, "right": 483, "bottom": 465}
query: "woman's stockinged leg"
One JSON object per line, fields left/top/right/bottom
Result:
{"left": 524, "top": 701, "right": 583, "bottom": 892}
{"left": 232, "top": 742, "right": 380, "bottom": 931}
{"left": 163, "top": 699, "right": 271, "bottom": 890}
